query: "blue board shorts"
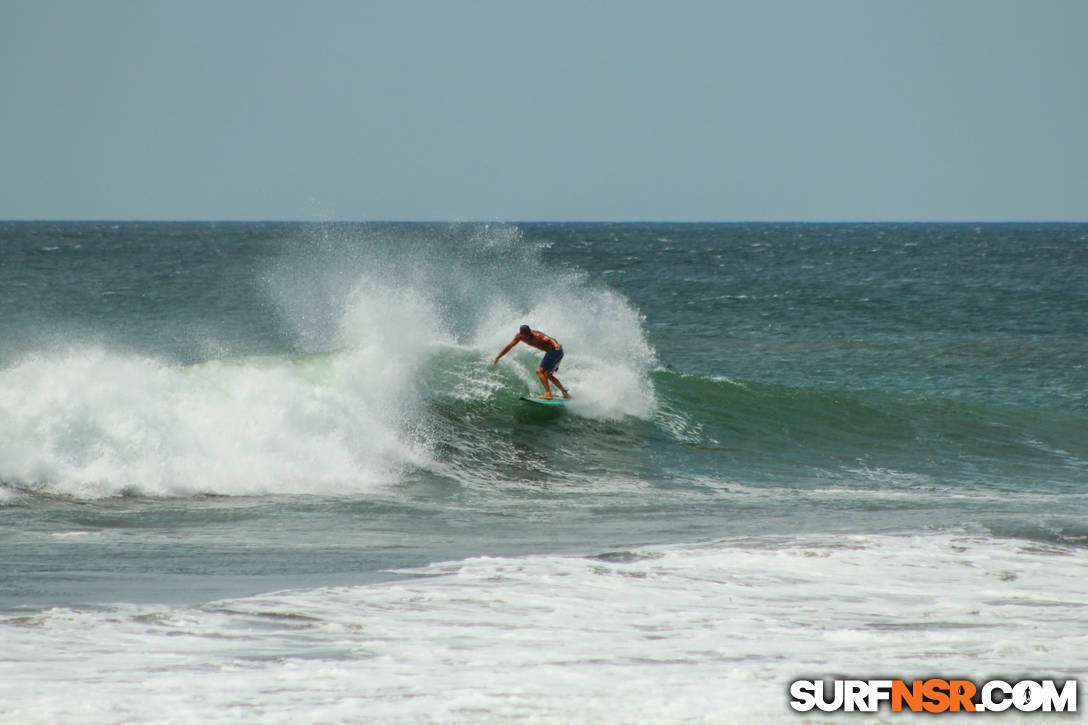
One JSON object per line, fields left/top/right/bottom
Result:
{"left": 540, "top": 347, "right": 563, "bottom": 373}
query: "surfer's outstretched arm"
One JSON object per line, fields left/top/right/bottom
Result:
{"left": 492, "top": 336, "right": 520, "bottom": 365}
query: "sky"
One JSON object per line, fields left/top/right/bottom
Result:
{"left": 2, "top": 0, "right": 1086, "bottom": 222}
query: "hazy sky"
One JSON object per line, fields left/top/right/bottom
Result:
{"left": 3, "top": 1, "right": 1086, "bottom": 221}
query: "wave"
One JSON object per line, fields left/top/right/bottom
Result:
{"left": 0, "top": 226, "right": 659, "bottom": 499}
{"left": 652, "top": 371, "right": 1088, "bottom": 490}
{"left": 5, "top": 352, "right": 1085, "bottom": 501}
{"left": 5, "top": 341, "right": 1084, "bottom": 501}
{"left": 3, "top": 222, "right": 1084, "bottom": 501}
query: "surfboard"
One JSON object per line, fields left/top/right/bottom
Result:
{"left": 519, "top": 396, "right": 568, "bottom": 407}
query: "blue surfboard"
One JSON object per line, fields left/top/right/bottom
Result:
{"left": 519, "top": 396, "right": 568, "bottom": 407}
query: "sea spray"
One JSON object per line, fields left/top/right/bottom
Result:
{"left": 269, "top": 223, "right": 660, "bottom": 419}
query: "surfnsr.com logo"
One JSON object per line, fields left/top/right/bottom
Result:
{"left": 789, "top": 678, "right": 1077, "bottom": 713}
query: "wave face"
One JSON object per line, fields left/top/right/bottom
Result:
{"left": 654, "top": 371, "right": 1088, "bottom": 487}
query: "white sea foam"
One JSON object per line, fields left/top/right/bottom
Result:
{"left": 0, "top": 346, "right": 425, "bottom": 498}
{"left": 1, "top": 533, "right": 1084, "bottom": 723}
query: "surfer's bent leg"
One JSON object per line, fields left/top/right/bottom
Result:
{"left": 536, "top": 366, "right": 554, "bottom": 399}
{"left": 537, "top": 348, "right": 568, "bottom": 399}
{"left": 548, "top": 372, "right": 570, "bottom": 398}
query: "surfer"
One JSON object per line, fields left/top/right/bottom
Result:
{"left": 493, "top": 325, "right": 571, "bottom": 400}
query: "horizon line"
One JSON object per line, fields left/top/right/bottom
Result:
{"left": 3, "top": 218, "right": 1086, "bottom": 225}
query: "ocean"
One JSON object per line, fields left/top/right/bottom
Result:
{"left": 1, "top": 221, "right": 1085, "bottom": 722}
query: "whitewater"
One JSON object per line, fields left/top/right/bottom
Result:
{"left": 1, "top": 221, "right": 1086, "bottom": 722}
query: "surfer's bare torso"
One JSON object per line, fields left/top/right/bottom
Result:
{"left": 519, "top": 330, "right": 560, "bottom": 352}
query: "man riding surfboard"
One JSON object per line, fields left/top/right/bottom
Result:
{"left": 493, "top": 325, "right": 571, "bottom": 400}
